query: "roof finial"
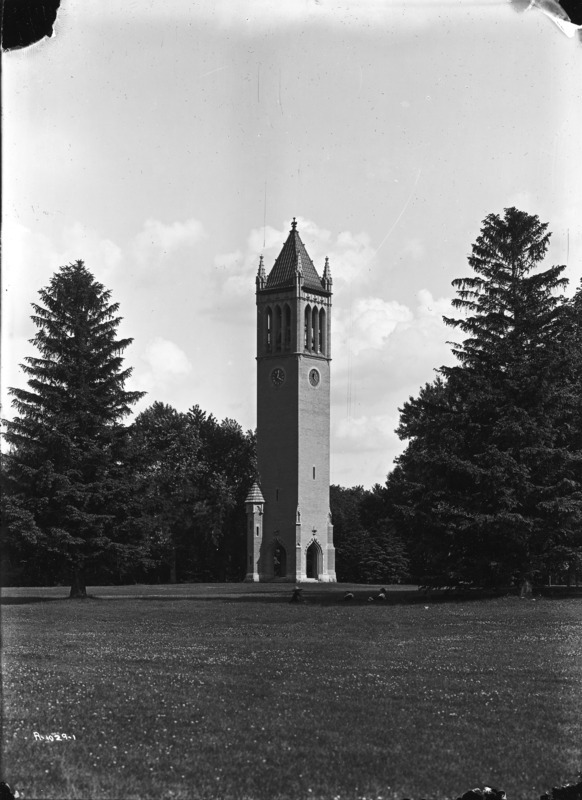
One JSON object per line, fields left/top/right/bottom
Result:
{"left": 291, "top": 217, "right": 297, "bottom": 231}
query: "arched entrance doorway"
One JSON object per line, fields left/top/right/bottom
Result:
{"left": 306, "top": 541, "right": 322, "bottom": 580}
{"left": 274, "top": 543, "right": 287, "bottom": 578}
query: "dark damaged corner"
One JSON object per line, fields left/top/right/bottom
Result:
{"left": 510, "top": 0, "right": 582, "bottom": 39}
{"left": 1, "top": 0, "right": 62, "bottom": 51}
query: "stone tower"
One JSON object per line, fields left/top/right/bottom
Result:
{"left": 245, "top": 219, "right": 336, "bottom": 582}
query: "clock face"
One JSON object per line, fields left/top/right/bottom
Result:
{"left": 271, "top": 367, "right": 286, "bottom": 387}
{"left": 309, "top": 368, "right": 320, "bottom": 387}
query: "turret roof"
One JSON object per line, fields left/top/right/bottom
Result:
{"left": 265, "top": 219, "right": 326, "bottom": 293}
{"left": 245, "top": 482, "right": 265, "bottom": 504}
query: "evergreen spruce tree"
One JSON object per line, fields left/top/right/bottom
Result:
{"left": 3, "top": 261, "right": 145, "bottom": 597}
{"left": 391, "top": 209, "right": 582, "bottom": 590}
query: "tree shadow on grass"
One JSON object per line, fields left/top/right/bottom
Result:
{"left": 0, "top": 594, "right": 105, "bottom": 605}
{"left": 2, "top": 586, "right": 580, "bottom": 606}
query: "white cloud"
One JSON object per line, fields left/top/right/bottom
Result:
{"left": 210, "top": 219, "right": 380, "bottom": 326}
{"left": 1, "top": 219, "right": 125, "bottom": 344}
{"left": 132, "top": 218, "right": 206, "bottom": 272}
{"left": 143, "top": 337, "right": 192, "bottom": 378}
{"left": 335, "top": 297, "right": 413, "bottom": 355}
{"left": 329, "top": 288, "right": 455, "bottom": 484}
{"left": 135, "top": 338, "right": 193, "bottom": 396}
{"left": 334, "top": 413, "right": 399, "bottom": 453}
{"left": 416, "top": 288, "right": 453, "bottom": 318}
{"left": 58, "top": 222, "right": 123, "bottom": 280}
{"left": 214, "top": 250, "right": 243, "bottom": 271}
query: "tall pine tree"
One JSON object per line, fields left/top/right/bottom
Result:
{"left": 390, "top": 209, "right": 581, "bottom": 590}
{"left": 3, "top": 261, "right": 145, "bottom": 596}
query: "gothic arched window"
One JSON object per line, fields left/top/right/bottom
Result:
{"left": 319, "top": 308, "right": 326, "bottom": 354}
{"left": 311, "top": 306, "right": 318, "bottom": 352}
{"left": 304, "top": 305, "right": 311, "bottom": 350}
{"left": 266, "top": 307, "right": 273, "bottom": 352}
{"left": 284, "top": 304, "right": 291, "bottom": 351}
{"left": 275, "top": 305, "right": 282, "bottom": 352}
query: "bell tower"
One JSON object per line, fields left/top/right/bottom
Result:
{"left": 245, "top": 219, "right": 336, "bottom": 582}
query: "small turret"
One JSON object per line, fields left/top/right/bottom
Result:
{"left": 256, "top": 255, "right": 266, "bottom": 291}
{"left": 244, "top": 482, "right": 265, "bottom": 582}
{"left": 322, "top": 256, "right": 332, "bottom": 292}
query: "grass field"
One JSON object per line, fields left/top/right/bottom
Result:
{"left": 1, "top": 583, "right": 581, "bottom": 800}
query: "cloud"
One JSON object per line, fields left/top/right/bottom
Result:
{"left": 1, "top": 219, "right": 124, "bottom": 341}
{"left": 59, "top": 222, "right": 123, "bottom": 279}
{"left": 143, "top": 337, "right": 192, "bottom": 377}
{"left": 329, "top": 288, "right": 455, "bottom": 483}
{"left": 334, "top": 413, "right": 400, "bottom": 453}
{"left": 335, "top": 297, "right": 413, "bottom": 356}
{"left": 132, "top": 218, "right": 206, "bottom": 273}
{"left": 416, "top": 288, "right": 453, "bottom": 318}
{"left": 135, "top": 337, "right": 193, "bottom": 394}
{"left": 209, "top": 219, "right": 381, "bottom": 332}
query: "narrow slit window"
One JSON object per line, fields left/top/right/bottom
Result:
{"left": 313, "top": 466, "right": 316, "bottom": 480}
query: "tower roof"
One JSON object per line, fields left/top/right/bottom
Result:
{"left": 265, "top": 219, "right": 327, "bottom": 293}
{"left": 245, "top": 482, "right": 265, "bottom": 504}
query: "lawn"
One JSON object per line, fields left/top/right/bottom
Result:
{"left": 1, "top": 584, "right": 581, "bottom": 800}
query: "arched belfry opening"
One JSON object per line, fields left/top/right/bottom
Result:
{"left": 306, "top": 541, "right": 323, "bottom": 580}
{"left": 266, "top": 307, "right": 273, "bottom": 352}
{"left": 245, "top": 218, "right": 336, "bottom": 583}
{"left": 274, "top": 542, "right": 287, "bottom": 578}
{"left": 275, "top": 305, "right": 282, "bottom": 352}
{"left": 311, "top": 306, "right": 318, "bottom": 352}
{"left": 284, "top": 304, "right": 292, "bottom": 351}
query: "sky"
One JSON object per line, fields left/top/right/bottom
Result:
{"left": 2, "top": 0, "right": 582, "bottom": 488}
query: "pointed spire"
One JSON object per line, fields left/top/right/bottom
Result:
{"left": 261, "top": 217, "right": 331, "bottom": 294}
{"left": 256, "top": 255, "right": 266, "bottom": 290}
{"left": 322, "top": 256, "right": 332, "bottom": 290}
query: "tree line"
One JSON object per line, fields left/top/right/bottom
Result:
{"left": 0, "top": 263, "right": 256, "bottom": 595}
{"left": 2, "top": 208, "right": 581, "bottom": 594}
